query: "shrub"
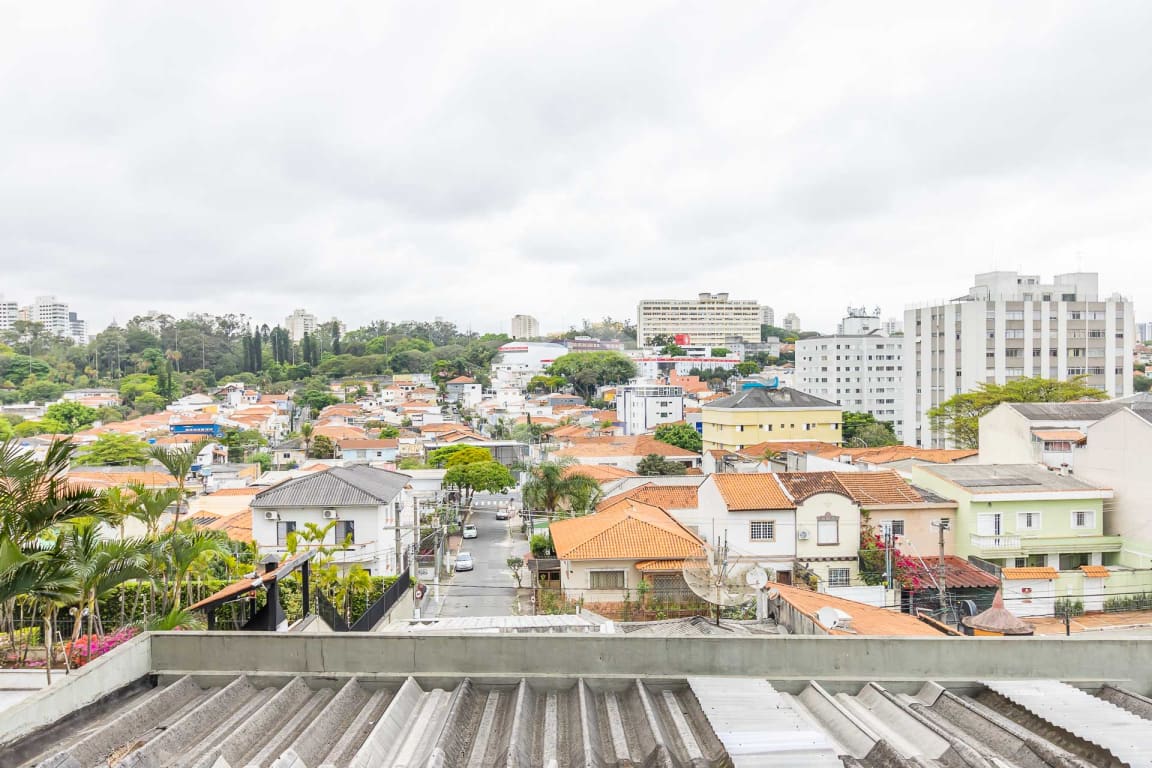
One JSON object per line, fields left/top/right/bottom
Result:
{"left": 1054, "top": 598, "right": 1084, "bottom": 617}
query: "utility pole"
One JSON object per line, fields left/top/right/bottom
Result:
{"left": 936, "top": 518, "right": 950, "bottom": 611}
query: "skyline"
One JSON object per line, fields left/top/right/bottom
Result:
{"left": 3, "top": 3, "right": 1152, "bottom": 334}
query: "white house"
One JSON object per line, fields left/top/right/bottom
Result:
{"left": 615, "top": 384, "right": 684, "bottom": 436}
{"left": 250, "top": 465, "right": 413, "bottom": 576}
{"left": 444, "top": 376, "right": 483, "bottom": 408}
{"left": 338, "top": 438, "right": 399, "bottom": 463}
{"left": 694, "top": 474, "right": 797, "bottom": 582}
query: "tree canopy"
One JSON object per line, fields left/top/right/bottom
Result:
{"left": 428, "top": 444, "right": 491, "bottom": 468}
{"left": 928, "top": 376, "right": 1108, "bottom": 448}
{"left": 43, "top": 402, "right": 100, "bottom": 433}
{"left": 547, "top": 351, "right": 637, "bottom": 402}
{"left": 636, "top": 454, "right": 687, "bottom": 476}
{"left": 74, "top": 433, "right": 152, "bottom": 466}
{"left": 445, "top": 460, "right": 513, "bottom": 505}
{"left": 653, "top": 422, "right": 703, "bottom": 453}
{"left": 841, "top": 412, "right": 899, "bottom": 447}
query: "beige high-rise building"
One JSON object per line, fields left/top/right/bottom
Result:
{"left": 510, "top": 314, "right": 539, "bottom": 340}
{"left": 904, "top": 271, "right": 1135, "bottom": 448}
{"left": 637, "top": 292, "right": 761, "bottom": 347}
{"left": 284, "top": 308, "right": 318, "bottom": 342}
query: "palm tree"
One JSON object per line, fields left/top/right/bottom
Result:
{"left": 9, "top": 551, "right": 78, "bottom": 684}
{"left": 156, "top": 523, "right": 225, "bottom": 611}
{"left": 299, "top": 422, "right": 314, "bottom": 459}
{"left": 522, "top": 459, "right": 601, "bottom": 518}
{"left": 0, "top": 439, "right": 103, "bottom": 663}
{"left": 147, "top": 438, "right": 209, "bottom": 528}
{"left": 126, "top": 484, "right": 182, "bottom": 539}
{"left": 57, "top": 520, "right": 150, "bottom": 655}
{"left": 330, "top": 565, "right": 373, "bottom": 626}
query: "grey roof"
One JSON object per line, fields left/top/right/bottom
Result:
{"left": 909, "top": 484, "right": 955, "bottom": 504}
{"left": 920, "top": 463, "right": 1109, "bottom": 493}
{"left": 252, "top": 465, "right": 409, "bottom": 507}
{"left": 1006, "top": 400, "right": 1128, "bottom": 421}
{"left": 703, "top": 386, "right": 839, "bottom": 410}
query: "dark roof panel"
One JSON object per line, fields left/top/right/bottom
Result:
{"left": 703, "top": 386, "right": 839, "bottom": 410}
{"left": 251, "top": 465, "right": 410, "bottom": 507}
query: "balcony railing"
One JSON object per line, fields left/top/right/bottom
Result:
{"left": 969, "top": 534, "right": 1021, "bottom": 550}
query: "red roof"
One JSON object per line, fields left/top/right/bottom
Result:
{"left": 901, "top": 556, "right": 1001, "bottom": 590}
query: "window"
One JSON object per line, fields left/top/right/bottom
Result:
{"left": 885, "top": 520, "right": 905, "bottom": 536}
{"left": 276, "top": 520, "right": 296, "bottom": 547}
{"left": 1043, "top": 441, "right": 1073, "bottom": 452}
{"left": 1059, "top": 553, "right": 1092, "bottom": 571}
{"left": 976, "top": 513, "right": 1001, "bottom": 536}
{"left": 1017, "top": 511, "right": 1042, "bottom": 531}
{"left": 589, "top": 570, "right": 626, "bottom": 590}
{"left": 828, "top": 568, "right": 851, "bottom": 588}
{"left": 335, "top": 520, "right": 355, "bottom": 545}
{"left": 1071, "top": 510, "right": 1095, "bottom": 529}
{"left": 749, "top": 521, "right": 775, "bottom": 541}
{"left": 817, "top": 514, "right": 839, "bottom": 545}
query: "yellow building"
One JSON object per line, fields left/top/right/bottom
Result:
{"left": 701, "top": 386, "right": 842, "bottom": 451}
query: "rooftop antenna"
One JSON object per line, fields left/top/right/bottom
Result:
{"left": 682, "top": 536, "right": 763, "bottom": 625}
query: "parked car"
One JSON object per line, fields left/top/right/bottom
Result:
{"left": 495, "top": 508, "right": 510, "bottom": 520}
{"left": 463, "top": 524, "right": 478, "bottom": 539}
{"left": 455, "top": 552, "right": 474, "bottom": 572}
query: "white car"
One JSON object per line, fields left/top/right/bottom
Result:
{"left": 455, "top": 552, "right": 474, "bottom": 572}
{"left": 462, "top": 524, "right": 478, "bottom": 539}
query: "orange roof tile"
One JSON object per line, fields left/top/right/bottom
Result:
{"left": 311, "top": 424, "right": 367, "bottom": 440}
{"left": 1032, "top": 429, "right": 1087, "bottom": 443}
{"left": 67, "top": 471, "right": 180, "bottom": 489}
{"left": 553, "top": 435, "right": 698, "bottom": 459}
{"left": 635, "top": 559, "right": 688, "bottom": 572}
{"left": 814, "top": 445, "right": 979, "bottom": 465}
{"left": 1079, "top": 565, "right": 1110, "bottom": 578}
{"left": 446, "top": 376, "right": 476, "bottom": 384}
{"left": 768, "top": 581, "right": 950, "bottom": 636}
{"left": 549, "top": 501, "right": 703, "bottom": 561}
{"left": 562, "top": 464, "right": 639, "bottom": 482}
{"left": 206, "top": 487, "right": 262, "bottom": 497}
{"left": 204, "top": 509, "right": 253, "bottom": 542}
{"left": 711, "top": 474, "right": 795, "bottom": 511}
{"left": 834, "top": 470, "right": 938, "bottom": 506}
{"left": 775, "top": 472, "right": 851, "bottom": 502}
{"left": 738, "top": 441, "right": 838, "bottom": 458}
{"left": 597, "top": 483, "right": 699, "bottom": 512}
{"left": 1002, "top": 567, "right": 1058, "bottom": 580}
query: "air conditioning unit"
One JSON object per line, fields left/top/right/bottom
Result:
{"left": 264, "top": 511, "right": 279, "bottom": 521}
{"left": 323, "top": 509, "right": 338, "bottom": 520}
{"left": 797, "top": 530, "right": 810, "bottom": 540}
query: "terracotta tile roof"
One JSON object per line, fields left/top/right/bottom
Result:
{"left": 67, "top": 471, "right": 180, "bottom": 489}
{"left": 1001, "top": 567, "right": 1058, "bottom": 580}
{"left": 338, "top": 438, "right": 399, "bottom": 449}
{"left": 598, "top": 484, "right": 699, "bottom": 512}
{"left": 1032, "top": 429, "right": 1087, "bottom": 443}
{"left": 901, "top": 556, "right": 1001, "bottom": 589}
{"left": 814, "top": 445, "right": 979, "bottom": 465}
{"left": 553, "top": 436, "right": 698, "bottom": 459}
{"left": 549, "top": 501, "right": 704, "bottom": 561}
{"left": 834, "top": 470, "right": 934, "bottom": 506}
{"left": 768, "top": 582, "right": 949, "bottom": 636}
{"left": 1079, "top": 565, "right": 1110, "bottom": 578}
{"left": 311, "top": 424, "right": 368, "bottom": 440}
{"left": 738, "top": 441, "right": 837, "bottom": 458}
{"left": 635, "top": 559, "right": 688, "bottom": 572}
{"left": 420, "top": 423, "right": 465, "bottom": 433}
{"left": 446, "top": 376, "right": 476, "bottom": 384}
{"left": 207, "top": 487, "right": 262, "bottom": 496}
{"left": 775, "top": 472, "right": 851, "bottom": 502}
{"left": 204, "top": 509, "right": 253, "bottom": 542}
{"left": 710, "top": 474, "right": 795, "bottom": 511}
{"left": 562, "top": 464, "right": 639, "bottom": 482}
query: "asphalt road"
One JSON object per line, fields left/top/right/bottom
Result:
{"left": 436, "top": 496, "right": 522, "bottom": 617}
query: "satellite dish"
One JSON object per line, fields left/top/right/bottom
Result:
{"left": 682, "top": 547, "right": 760, "bottom": 608}
{"left": 815, "top": 606, "right": 854, "bottom": 631}
{"left": 745, "top": 567, "right": 769, "bottom": 590}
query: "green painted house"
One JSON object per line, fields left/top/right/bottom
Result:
{"left": 909, "top": 464, "right": 1120, "bottom": 571}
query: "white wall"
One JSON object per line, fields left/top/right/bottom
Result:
{"left": 1076, "top": 408, "right": 1152, "bottom": 565}
{"left": 977, "top": 404, "right": 1035, "bottom": 464}
{"left": 252, "top": 502, "right": 410, "bottom": 576}
{"left": 689, "top": 479, "right": 796, "bottom": 573}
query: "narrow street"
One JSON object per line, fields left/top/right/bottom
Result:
{"left": 434, "top": 495, "right": 523, "bottom": 618}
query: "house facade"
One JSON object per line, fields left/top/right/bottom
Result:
{"left": 250, "top": 465, "right": 413, "bottom": 576}
{"left": 694, "top": 474, "right": 797, "bottom": 582}
{"left": 701, "top": 387, "right": 842, "bottom": 451}
{"left": 338, "top": 438, "right": 399, "bottom": 463}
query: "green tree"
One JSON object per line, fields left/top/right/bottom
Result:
{"left": 444, "top": 461, "right": 513, "bottom": 507}
{"left": 660, "top": 343, "right": 686, "bottom": 357}
{"left": 427, "top": 445, "right": 491, "bottom": 468}
{"left": 155, "top": 524, "right": 226, "bottom": 610}
{"left": 44, "top": 402, "right": 99, "bottom": 433}
{"left": 710, "top": 347, "right": 730, "bottom": 357}
{"left": 548, "top": 352, "right": 637, "bottom": 402}
{"left": 854, "top": 422, "right": 900, "bottom": 447}
{"left": 636, "top": 454, "right": 687, "bottom": 476}
{"left": 13, "top": 418, "right": 67, "bottom": 437}
{"left": 134, "top": 392, "right": 167, "bottom": 415}
{"left": 378, "top": 425, "right": 400, "bottom": 439}
{"left": 736, "top": 361, "right": 761, "bottom": 377}
{"left": 148, "top": 438, "right": 211, "bottom": 527}
{"left": 522, "top": 459, "right": 601, "bottom": 517}
{"left": 309, "top": 434, "right": 336, "bottom": 459}
{"left": 1136, "top": 374, "right": 1151, "bottom": 393}
{"left": 653, "top": 422, "right": 703, "bottom": 453}
{"left": 57, "top": 520, "right": 151, "bottom": 644}
{"left": 299, "top": 422, "right": 314, "bottom": 457}
{"left": 928, "top": 376, "right": 1108, "bottom": 448}
{"left": 75, "top": 433, "right": 152, "bottom": 466}
{"left": 526, "top": 375, "right": 565, "bottom": 393}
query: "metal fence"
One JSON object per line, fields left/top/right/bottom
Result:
{"left": 313, "top": 568, "right": 411, "bottom": 632}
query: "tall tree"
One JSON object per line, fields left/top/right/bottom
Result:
{"left": 928, "top": 376, "right": 1108, "bottom": 448}
{"left": 522, "top": 459, "right": 602, "bottom": 517}
{"left": 547, "top": 351, "right": 637, "bottom": 402}
{"left": 148, "top": 438, "right": 210, "bottom": 528}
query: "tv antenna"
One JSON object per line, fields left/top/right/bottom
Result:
{"left": 682, "top": 536, "right": 765, "bottom": 625}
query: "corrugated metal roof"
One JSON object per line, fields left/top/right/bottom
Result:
{"left": 251, "top": 465, "right": 409, "bottom": 508}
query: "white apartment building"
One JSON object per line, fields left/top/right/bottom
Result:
{"left": 284, "top": 308, "right": 318, "bottom": 342}
{"left": 782, "top": 313, "right": 801, "bottom": 332}
{"left": 615, "top": 384, "right": 685, "bottom": 435}
{"left": 904, "top": 271, "right": 1135, "bottom": 448}
{"left": 796, "top": 312, "right": 904, "bottom": 439}
{"left": 761, "top": 305, "right": 775, "bottom": 326}
{"left": 0, "top": 298, "right": 18, "bottom": 333}
{"left": 637, "top": 292, "right": 761, "bottom": 347}
{"left": 510, "top": 314, "right": 539, "bottom": 340}
{"left": 18, "top": 296, "right": 88, "bottom": 345}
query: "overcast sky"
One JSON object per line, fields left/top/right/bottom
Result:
{"left": 2, "top": 2, "right": 1150, "bottom": 337}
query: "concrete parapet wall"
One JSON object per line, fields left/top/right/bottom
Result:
{"left": 149, "top": 632, "right": 1152, "bottom": 688}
